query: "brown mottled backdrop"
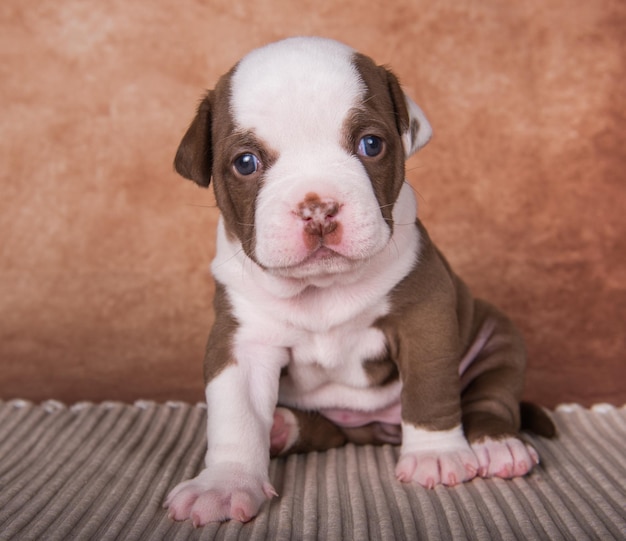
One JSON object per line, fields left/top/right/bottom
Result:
{"left": 1, "top": 1, "right": 624, "bottom": 407}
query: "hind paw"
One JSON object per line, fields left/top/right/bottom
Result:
{"left": 269, "top": 407, "right": 300, "bottom": 456}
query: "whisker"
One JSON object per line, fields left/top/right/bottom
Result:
{"left": 388, "top": 236, "right": 400, "bottom": 259}
{"left": 241, "top": 241, "right": 259, "bottom": 279}
{"left": 186, "top": 203, "right": 218, "bottom": 209}
{"left": 211, "top": 246, "right": 245, "bottom": 270}
{"left": 405, "top": 163, "right": 427, "bottom": 173}
{"left": 383, "top": 217, "right": 415, "bottom": 226}
{"left": 403, "top": 180, "right": 426, "bottom": 203}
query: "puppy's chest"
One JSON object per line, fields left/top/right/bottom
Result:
{"left": 283, "top": 303, "right": 395, "bottom": 391}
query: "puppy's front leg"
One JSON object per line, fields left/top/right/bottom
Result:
{"left": 165, "top": 342, "right": 285, "bottom": 525}
{"left": 395, "top": 350, "right": 479, "bottom": 488}
{"left": 380, "top": 308, "right": 478, "bottom": 488}
{"left": 381, "top": 232, "right": 479, "bottom": 488}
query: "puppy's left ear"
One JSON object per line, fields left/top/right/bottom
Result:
{"left": 385, "top": 70, "right": 433, "bottom": 158}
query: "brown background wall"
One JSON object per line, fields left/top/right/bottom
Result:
{"left": 1, "top": 0, "right": 624, "bottom": 408}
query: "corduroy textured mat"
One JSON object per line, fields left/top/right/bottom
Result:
{"left": 0, "top": 400, "right": 624, "bottom": 540}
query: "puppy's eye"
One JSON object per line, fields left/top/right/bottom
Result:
{"left": 233, "top": 153, "right": 260, "bottom": 176}
{"left": 357, "top": 135, "right": 384, "bottom": 158}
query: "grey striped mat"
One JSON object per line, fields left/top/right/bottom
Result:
{"left": 0, "top": 400, "right": 624, "bottom": 540}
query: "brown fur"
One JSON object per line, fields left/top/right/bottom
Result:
{"left": 174, "top": 67, "right": 277, "bottom": 262}
{"left": 375, "top": 222, "right": 468, "bottom": 432}
{"left": 271, "top": 409, "right": 347, "bottom": 457}
{"left": 363, "top": 351, "right": 400, "bottom": 386}
{"left": 459, "top": 300, "right": 526, "bottom": 442}
{"left": 202, "top": 282, "right": 237, "bottom": 384}
{"left": 347, "top": 54, "right": 409, "bottom": 228}
{"left": 270, "top": 408, "right": 404, "bottom": 457}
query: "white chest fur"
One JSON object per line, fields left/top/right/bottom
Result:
{"left": 278, "top": 296, "right": 392, "bottom": 411}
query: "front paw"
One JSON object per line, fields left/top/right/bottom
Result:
{"left": 396, "top": 447, "right": 478, "bottom": 488}
{"left": 471, "top": 436, "right": 539, "bottom": 479}
{"left": 164, "top": 463, "right": 277, "bottom": 526}
{"left": 396, "top": 424, "right": 478, "bottom": 488}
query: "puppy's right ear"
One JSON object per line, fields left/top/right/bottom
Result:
{"left": 174, "top": 92, "right": 213, "bottom": 187}
{"left": 384, "top": 70, "right": 432, "bottom": 159}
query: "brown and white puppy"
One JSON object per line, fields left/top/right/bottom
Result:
{"left": 165, "top": 37, "right": 554, "bottom": 526}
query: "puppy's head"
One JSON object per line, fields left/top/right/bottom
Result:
{"left": 175, "top": 37, "right": 431, "bottom": 279}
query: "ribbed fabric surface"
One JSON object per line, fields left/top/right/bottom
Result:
{"left": 0, "top": 400, "right": 624, "bottom": 540}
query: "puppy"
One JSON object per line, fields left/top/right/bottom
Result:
{"left": 165, "top": 37, "right": 554, "bottom": 526}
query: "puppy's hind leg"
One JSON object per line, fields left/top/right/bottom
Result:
{"left": 270, "top": 408, "right": 347, "bottom": 457}
{"left": 460, "top": 301, "right": 542, "bottom": 479}
{"left": 270, "top": 408, "right": 403, "bottom": 457}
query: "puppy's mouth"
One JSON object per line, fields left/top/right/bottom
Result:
{"left": 302, "top": 246, "right": 341, "bottom": 262}
{"left": 292, "top": 245, "right": 351, "bottom": 270}
{"left": 266, "top": 245, "right": 360, "bottom": 280}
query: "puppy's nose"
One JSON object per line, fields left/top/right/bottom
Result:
{"left": 296, "top": 193, "right": 341, "bottom": 238}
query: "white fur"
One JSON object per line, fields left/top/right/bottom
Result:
{"left": 165, "top": 461, "right": 276, "bottom": 525}
{"left": 165, "top": 363, "right": 282, "bottom": 525}
{"left": 397, "top": 424, "right": 479, "bottom": 487}
{"left": 231, "top": 37, "right": 360, "bottom": 154}
{"left": 253, "top": 152, "right": 392, "bottom": 274}
{"left": 204, "top": 359, "right": 283, "bottom": 469}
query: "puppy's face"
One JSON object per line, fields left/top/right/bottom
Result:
{"left": 175, "top": 37, "right": 431, "bottom": 280}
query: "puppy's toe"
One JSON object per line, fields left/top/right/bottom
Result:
{"left": 396, "top": 448, "right": 478, "bottom": 488}
{"left": 165, "top": 480, "right": 202, "bottom": 522}
{"left": 164, "top": 464, "right": 275, "bottom": 525}
{"left": 397, "top": 426, "right": 479, "bottom": 488}
{"left": 471, "top": 436, "right": 539, "bottom": 479}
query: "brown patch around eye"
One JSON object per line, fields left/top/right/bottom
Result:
{"left": 343, "top": 53, "right": 408, "bottom": 228}
{"left": 209, "top": 74, "right": 278, "bottom": 260}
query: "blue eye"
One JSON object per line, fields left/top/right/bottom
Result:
{"left": 234, "top": 153, "right": 260, "bottom": 176}
{"left": 357, "top": 135, "right": 384, "bottom": 157}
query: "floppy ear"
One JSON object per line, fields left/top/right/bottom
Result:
{"left": 173, "top": 92, "right": 213, "bottom": 187}
{"left": 385, "top": 70, "right": 433, "bottom": 159}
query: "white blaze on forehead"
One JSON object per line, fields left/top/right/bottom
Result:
{"left": 230, "top": 37, "right": 365, "bottom": 147}
{"left": 228, "top": 37, "right": 396, "bottom": 276}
